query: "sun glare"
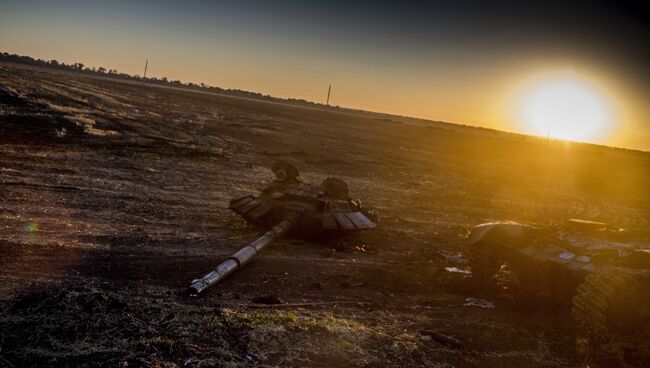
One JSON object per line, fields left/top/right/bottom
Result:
{"left": 516, "top": 75, "right": 614, "bottom": 142}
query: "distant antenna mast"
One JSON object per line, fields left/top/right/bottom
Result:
{"left": 326, "top": 84, "right": 331, "bottom": 106}
{"left": 143, "top": 59, "right": 148, "bottom": 79}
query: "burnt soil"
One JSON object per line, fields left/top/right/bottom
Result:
{"left": 1, "top": 62, "right": 649, "bottom": 367}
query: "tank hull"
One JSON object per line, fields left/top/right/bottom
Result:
{"left": 467, "top": 220, "right": 650, "bottom": 365}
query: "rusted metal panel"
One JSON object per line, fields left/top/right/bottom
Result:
{"left": 248, "top": 202, "right": 273, "bottom": 220}
{"left": 320, "top": 214, "right": 338, "bottom": 230}
{"left": 333, "top": 212, "right": 355, "bottom": 230}
{"left": 345, "top": 212, "right": 375, "bottom": 229}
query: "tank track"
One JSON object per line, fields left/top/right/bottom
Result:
{"left": 572, "top": 266, "right": 650, "bottom": 365}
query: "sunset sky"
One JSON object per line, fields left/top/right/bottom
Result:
{"left": 1, "top": 0, "right": 648, "bottom": 150}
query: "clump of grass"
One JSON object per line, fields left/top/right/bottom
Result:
{"left": 216, "top": 308, "right": 424, "bottom": 367}
{"left": 63, "top": 114, "right": 118, "bottom": 136}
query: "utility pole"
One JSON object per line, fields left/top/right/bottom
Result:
{"left": 143, "top": 59, "right": 148, "bottom": 79}
{"left": 326, "top": 84, "right": 331, "bottom": 106}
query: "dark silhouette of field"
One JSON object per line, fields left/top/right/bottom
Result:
{"left": 0, "top": 51, "right": 332, "bottom": 110}
{"left": 1, "top": 62, "right": 648, "bottom": 367}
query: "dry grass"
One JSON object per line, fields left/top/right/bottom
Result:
{"left": 2, "top": 62, "right": 646, "bottom": 367}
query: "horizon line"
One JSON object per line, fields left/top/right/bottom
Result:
{"left": 1, "top": 50, "right": 647, "bottom": 154}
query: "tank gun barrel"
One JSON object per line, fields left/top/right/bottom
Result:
{"left": 189, "top": 218, "right": 295, "bottom": 295}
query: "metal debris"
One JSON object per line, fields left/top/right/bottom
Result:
{"left": 440, "top": 251, "right": 468, "bottom": 264}
{"left": 444, "top": 267, "right": 471, "bottom": 275}
{"left": 421, "top": 330, "right": 464, "bottom": 349}
{"left": 463, "top": 297, "right": 495, "bottom": 309}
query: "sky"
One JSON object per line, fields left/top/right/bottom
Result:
{"left": 1, "top": 0, "right": 649, "bottom": 150}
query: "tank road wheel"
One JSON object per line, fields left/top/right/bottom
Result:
{"left": 572, "top": 267, "right": 650, "bottom": 366}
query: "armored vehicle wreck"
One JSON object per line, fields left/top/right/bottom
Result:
{"left": 189, "top": 160, "right": 377, "bottom": 295}
{"left": 467, "top": 219, "right": 650, "bottom": 365}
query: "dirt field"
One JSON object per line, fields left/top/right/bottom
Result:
{"left": 1, "top": 62, "right": 648, "bottom": 367}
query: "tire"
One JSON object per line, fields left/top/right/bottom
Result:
{"left": 572, "top": 266, "right": 650, "bottom": 366}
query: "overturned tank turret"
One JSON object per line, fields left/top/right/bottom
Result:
{"left": 189, "top": 160, "right": 377, "bottom": 295}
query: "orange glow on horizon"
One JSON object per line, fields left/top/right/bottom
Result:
{"left": 513, "top": 74, "right": 616, "bottom": 143}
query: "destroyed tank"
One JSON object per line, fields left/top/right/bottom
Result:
{"left": 189, "top": 160, "right": 377, "bottom": 295}
{"left": 230, "top": 160, "right": 377, "bottom": 235}
{"left": 467, "top": 219, "right": 650, "bottom": 365}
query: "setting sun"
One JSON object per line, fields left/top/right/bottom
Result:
{"left": 516, "top": 75, "right": 615, "bottom": 142}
